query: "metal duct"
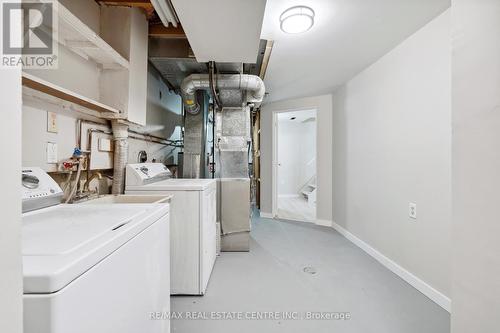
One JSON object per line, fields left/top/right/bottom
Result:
{"left": 218, "top": 90, "right": 244, "bottom": 107}
{"left": 215, "top": 107, "right": 251, "bottom": 178}
{"left": 182, "top": 91, "right": 208, "bottom": 178}
{"left": 180, "top": 74, "right": 265, "bottom": 114}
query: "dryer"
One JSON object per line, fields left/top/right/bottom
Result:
{"left": 22, "top": 167, "right": 171, "bottom": 333}
{"left": 125, "top": 163, "right": 216, "bottom": 295}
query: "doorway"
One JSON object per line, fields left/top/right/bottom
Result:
{"left": 272, "top": 109, "right": 317, "bottom": 222}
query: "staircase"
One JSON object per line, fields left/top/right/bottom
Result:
{"left": 300, "top": 176, "right": 317, "bottom": 207}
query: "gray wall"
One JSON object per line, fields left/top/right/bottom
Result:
{"left": 0, "top": 67, "right": 23, "bottom": 332}
{"left": 142, "top": 65, "right": 183, "bottom": 165}
{"left": 332, "top": 9, "right": 451, "bottom": 300}
{"left": 451, "top": 0, "right": 500, "bottom": 331}
{"left": 261, "top": 94, "right": 333, "bottom": 223}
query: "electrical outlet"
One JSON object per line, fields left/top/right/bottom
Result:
{"left": 409, "top": 202, "right": 417, "bottom": 219}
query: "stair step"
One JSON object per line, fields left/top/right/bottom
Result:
{"left": 302, "top": 190, "right": 313, "bottom": 196}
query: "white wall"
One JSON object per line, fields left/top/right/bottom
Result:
{"left": 0, "top": 68, "right": 23, "bottom": 332}
{"left": 22, "top": 105, "right": 97, "bottom": 171}
{"left": 332, "top": 8, "right": 451, "bottom": 304}
{"left": 277, "top": 118, "right": 316, "bottom": 196}
{"left": 22, "top": 64, "right": 183, "bottom": 171}
{"left": 451, "top": 0, "right": 500, "bottom": 331}
{"left": 261, "top": 94, "right": 332, "bottom": 223}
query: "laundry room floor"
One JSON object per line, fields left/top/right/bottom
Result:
{"left": 170, "top": 212, "right": 450, "bottom": 333}
{"left": 277, "top": 196, "right": 315, "bottom": 222}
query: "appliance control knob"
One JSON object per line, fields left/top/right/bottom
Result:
{"left": 138, "top": 150, "right": 148, "bottom": 163}
{"left": 22, "top": 174, "right": 39, "bottom": 189}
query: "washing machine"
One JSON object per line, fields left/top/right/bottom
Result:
{"left": 22, "top": 167, "right": 171, "bottom": 333}
{"left": 125, "top": 163, "right": 216, "bottom": 295}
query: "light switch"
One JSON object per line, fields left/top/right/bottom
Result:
{"left": 47, "top": 142, "right": 58, "bottom": 164}
{"left": 47, "top": 112, "right": 58, "bottom": 133}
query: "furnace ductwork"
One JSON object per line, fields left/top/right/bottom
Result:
{"left": 181, "top": 74, "right": 265, "bottom": 114}
{"left": 111, "top": 121, "right": 129, "bottom": 194}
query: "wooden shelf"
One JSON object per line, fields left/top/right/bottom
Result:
{"left": 22, "top": 73, "right": 120, "bottom": 114}
{"left": 54, "top": 1, "right": 129, "bottom": 69}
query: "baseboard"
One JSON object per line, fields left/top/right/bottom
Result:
{"left": 260, "top": 212, "right": 274, "bottom": 219}
{"left": 315, "top": 219, "right": 332, "bottom": 227}
{"left": 331, "top": 221, "right": 451, "bottom": 313}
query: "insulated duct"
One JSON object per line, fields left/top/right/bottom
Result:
{"left": 111, "top": 121, "right": 129, "bottom": 194}
{"left": 181, "top": 74, "right": 265, "bottom": 114}
{"left": 182, "top": 91, "right": 207, "bottom": 178}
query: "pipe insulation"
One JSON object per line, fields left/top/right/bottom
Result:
{"left": 111, "top": 121, "right": 129, "bottom": 194}
{"left": 181, "top": 74, "right": 265, "bottom": 114}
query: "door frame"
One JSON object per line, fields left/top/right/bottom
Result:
{"left": 272, "top": 108, "right": 318, "bottom": 220}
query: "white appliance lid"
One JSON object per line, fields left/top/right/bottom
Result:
{"left": 22, "top": 203, "right": 168, "bottom": 294}
{"left": 126, "top": 178, "right": 216, "bottom": 191}
{"left": 126, "top": 163, "right": 171, "bottom": 186}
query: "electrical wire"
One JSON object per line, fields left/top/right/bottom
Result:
{"left": 61, "top": 170, "right": 73, "bottom": 193}
{"left": 209, "top": 61, "right": 222, "bottom": 110}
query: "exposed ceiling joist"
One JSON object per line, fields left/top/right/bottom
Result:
{"left": 97, "top": 0, "right": 155, "bottom": 18}
{"left": 259, "top": 40, "right": 273, "bottom": 80}
{"left": 97, "top": 0, "right": 150, "bottom": 4}
{"left": 149, "top": 24, "right": 186, "bottom": 38}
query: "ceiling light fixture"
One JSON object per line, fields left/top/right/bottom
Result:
{"left": 280, "top": 6, "right": 315, "bottom": 34}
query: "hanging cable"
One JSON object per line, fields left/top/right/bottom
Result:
{"left": 209, "top": 61, "right": 222, "bottom": 110}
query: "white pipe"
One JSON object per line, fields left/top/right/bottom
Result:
{"left": 181, "top": 74, "right": 265, "bottom": 114}
{"left": 151, "top": 0, "right": 178, "bottom": 27}
{"left": 65, "top": 160, "right": 83, "bottom": 203}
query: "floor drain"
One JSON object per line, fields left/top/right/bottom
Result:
{"left": 303, "top": 266, "right": 317, "bottom": 275}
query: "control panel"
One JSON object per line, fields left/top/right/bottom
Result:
{"left": 22, "top": 167, "right": 63, "bottom": 212}
{"left": 125, "top": 163, "right": 172, "bottom": 186}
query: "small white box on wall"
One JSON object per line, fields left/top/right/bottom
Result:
{"left": 46, "top": 142, "right": 58, "bottom": 164}
{"left": 47, "top": 112, "right": 58, "bottom": 133}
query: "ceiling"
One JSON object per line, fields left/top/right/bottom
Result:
{"left": 261, "top": 0, "right": 450, "bottom": 103}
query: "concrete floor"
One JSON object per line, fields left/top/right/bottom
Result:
{"left": 171, "top": 212, "right": 450, "bottom": 333}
